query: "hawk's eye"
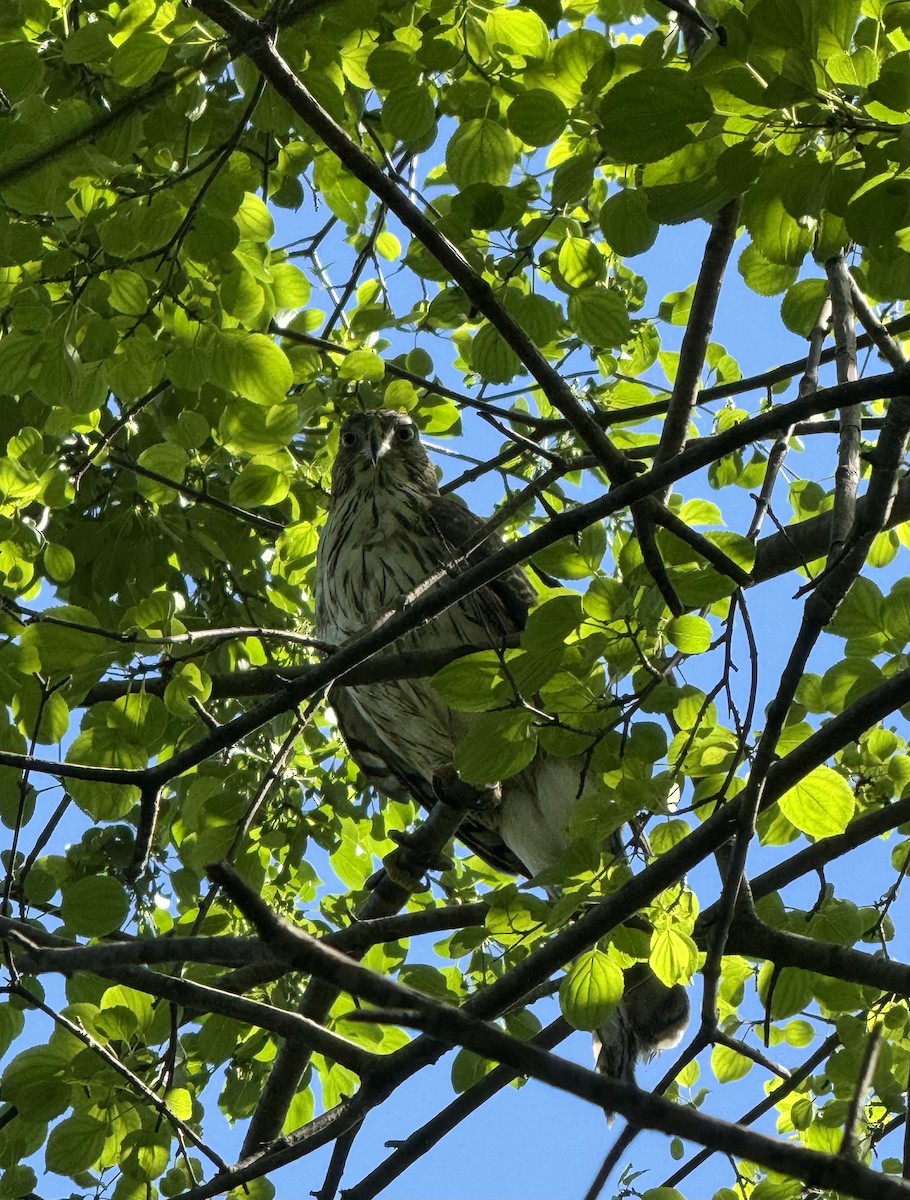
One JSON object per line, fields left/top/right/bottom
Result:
{"left": 396, "top": 424, "right": 416, "bottom": 443}
{"left": 341, "top": 430, "right": 358, "bottom": 448}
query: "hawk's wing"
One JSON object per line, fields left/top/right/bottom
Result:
{"left": 426, "top": 494, "right": 537, "bottom": 630}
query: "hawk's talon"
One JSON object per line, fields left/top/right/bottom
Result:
{"left": 389, "top": 829, "right": 453, "bottom": 873}
{"left": 379, "top": 848, "right": 428, "bottom": 894}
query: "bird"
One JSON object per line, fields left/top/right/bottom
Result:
{"left": 315, "top": 408, "right": 689, "bottom": 1083}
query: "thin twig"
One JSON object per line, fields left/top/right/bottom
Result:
{"left": 747, "top": 296, "right": 832, "bottom": 541}
{"left": 664, "top": 1034, "right": 840, "bottom": 1187}
{"left": 847, "top": 278, "right": 908, "bottom": 369}
{"left": 825, "top": 254, "right": 862, "bottom": 553}
{"left": 840, "top": 1028, "right": 881, "bottom": 1158}
{"left": 655, "top": 199, "right": 741, "bottom": 477}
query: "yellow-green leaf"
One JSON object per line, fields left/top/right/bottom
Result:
{"left": 665, "top": 615, "right": 713, "bottom": 654}
{"left": 446, "top": 119, "right": 517, "bottom": 188}
{"left": 711, "top": 1042, "right": 753, "bottom": 1083}
{"left": 559, "top": 949, "right": 624, "bottom": 1030}
{"left": 778, "top": 766, "right": 855, "bottom": 838}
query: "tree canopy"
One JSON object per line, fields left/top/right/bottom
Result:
{"left": 0, "top": 0, "right": 909, "bottom": 1197}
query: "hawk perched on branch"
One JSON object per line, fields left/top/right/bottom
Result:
{"left": 315, "top": 409, "right": 688, "bottom": 1080}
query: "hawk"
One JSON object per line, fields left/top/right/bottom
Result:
{"left": 315, "top": 409, "right": 688, "bottom": 1080}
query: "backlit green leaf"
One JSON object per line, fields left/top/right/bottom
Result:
{"left": 507, "top": 89, "right": 568, "bottom": 146}
{"left": 665, "top": 615, "right": 713, "bottom": 654}
{"left": 45, "top": 1113, "right": 106, "bottom": 1177}
{"left": 559, "top": 949, "right": 624, "bottom": 1030}
{"left": 61, "top": 875, "right": 131, "bottom": 937}
{"left": 779, "top": 766, "right": 855, "bottom": 838}
{"left": 446, "top": 120, "right": 517, "bottom": 188}
{"left": 454, "top": 709, "right": 537, "bottom": 785}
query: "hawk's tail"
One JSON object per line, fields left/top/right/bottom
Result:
{"left": 594, "top": 963, "right": 690, "bottom": 1089}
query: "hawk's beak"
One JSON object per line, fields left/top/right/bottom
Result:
{"left": 367, "top": 430, "right": 383, "bottom": 465}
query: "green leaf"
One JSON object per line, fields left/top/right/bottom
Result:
{"left": 507, "top": 89, "right": 568, "bottom": 146}
{"left": 235, "top": 192, "right": 274, "bottom": 242}
{"left": 434, "top": 652, "right": 509, "bottom": 712}
{"left": 559, "top": 950, "right": 624, "bottom": 1030}
{"left": 485, "top": 892, "right": 549, "bottom": 945}
{"left": 99, "top": 985, "right": 155, "bottom": 1037}
{"left": 521, "top": 594, "right": 582, "bottom": 650}
{"left": 453, "top": 710, "right": 537, "bottom": 785}
{"left": 583, "top": 576, "right": 631, "bottom": 622}
{"left": 164, "top": 1088, "right": 193, "bottom": 1121}
{"left": 21, "top": 607, "right": 111, "bottom": 674}
{"left": 820, "top": 656, "right": 884, "bottom": 708}
{"left": 511, "top": 293, "right": 561, "bottom": 345}
{"left": 738, "top": 243, "right": 799, "bottom": 297}
{"left": 367, "top": 44, "right": 420, "bottom": 89}
{"left": 123, "top": 1127, "right": 171, "bottom": 1180}
{"left": 43, "top": 543, "right": 75, "bottom": 584}
{"left": 757, "top": 962, "right": 814, "bottom": 1019}
{"left": 557, "top": 237, "right": 605, "bottom": 289}
{"left": 61, "top": 875, "right": 131, "bottom": 936}
{"left": 13, "top": 686, "right": 70, "bottom": 745}
{"left": 711, "top": 1043, "right": 753, "bottom": 1083}
{"left": 107, "top": 269, "right": 149, "bottom": 316}
{"left": 778, "top": 766, "right": 855, "bottom": 838}
{"left": 446, "top": 120, "right": 517, "bottom": 188}
{"left": 659, "top": 285, "right": 696, "bottom": 325}
{"left": 742, "top": 166, "right": 816, "bottom": 267}
{"left": 665, "top": 615, "right": 713, "bottom": 654}
{"left": 828, "top": 576, "right": 884, "bottom": 638}
{"left": 471, "top": 323, "right": 520, "bottom": 383}
{"left": 599, "top": 70, "right": 713, "bottom": 164}
{"left": 781, "top": 278, "right": 829, "bottom": 335}
{"left": 330, "top": 831, "right": 373, "bottom": 889}
{"left": 785, "top": 1018, "right": 815, "bottom": 1047}
{"left": 552, "top": 154, "right": 597, "bottom": 208}
{"left": 2, "top": 1045, "right": 71, "bottom": 1121}
{"left": 868, "top": 529, "right": 898, "bottom": 568}
{"left": 227, "top": 1178, "right": 275, "bottom": 1200}
{"left": 677, "top": 499, "right": 722, "bottom": 527}
{"left": 0, "top": 1165, "right": 38, "bottom": 1199}
{"left": 164, "top": 662, "right": 212, "bottom": 717}
{"left": 599, "top": 189, "right": 658, "bottom": 256}
{"left": 45, "top": 1112, "right": 107, "bottom": 1177}
{"left": 212, "top": 332, "right": 293, "bottom": 405}
{"left": 338, "top": 349, "right": 385, "bottom": 382}
{"left": 566, "top": 287, "right": 631, "bottom": 347}
{"left": 383, "top": 85, "right": 437, "bottom": 144}
{"left": 486, "top": 7, "right": 550, "bottom": 60}
{"left": 136, "top": 444, "right": 187, "bottom": 502}
{"left": 228, "top": 460, "right": 290, "bottom": 508}
{"left": 0, "top": 1006, "right": 24, "bottom": 1059}
{"left": 451, "top": 1048, "right": 496, "bottom": 1093}
{"left": 649, "top": 928, "right": 698, "bottom": 987}
{"left": 111, "top": 30, "right": 168, "bottom": 87}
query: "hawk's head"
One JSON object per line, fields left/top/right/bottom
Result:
{"left": 330, "top": 410, "right": 438, "bottom": 499}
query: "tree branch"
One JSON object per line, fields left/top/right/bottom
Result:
{"left": 655, "top": 199, "right": 741, "bottom": 475}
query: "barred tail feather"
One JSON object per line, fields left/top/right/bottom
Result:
{"left": 595, "top": 964, "right": 691, "bottom": 1106}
